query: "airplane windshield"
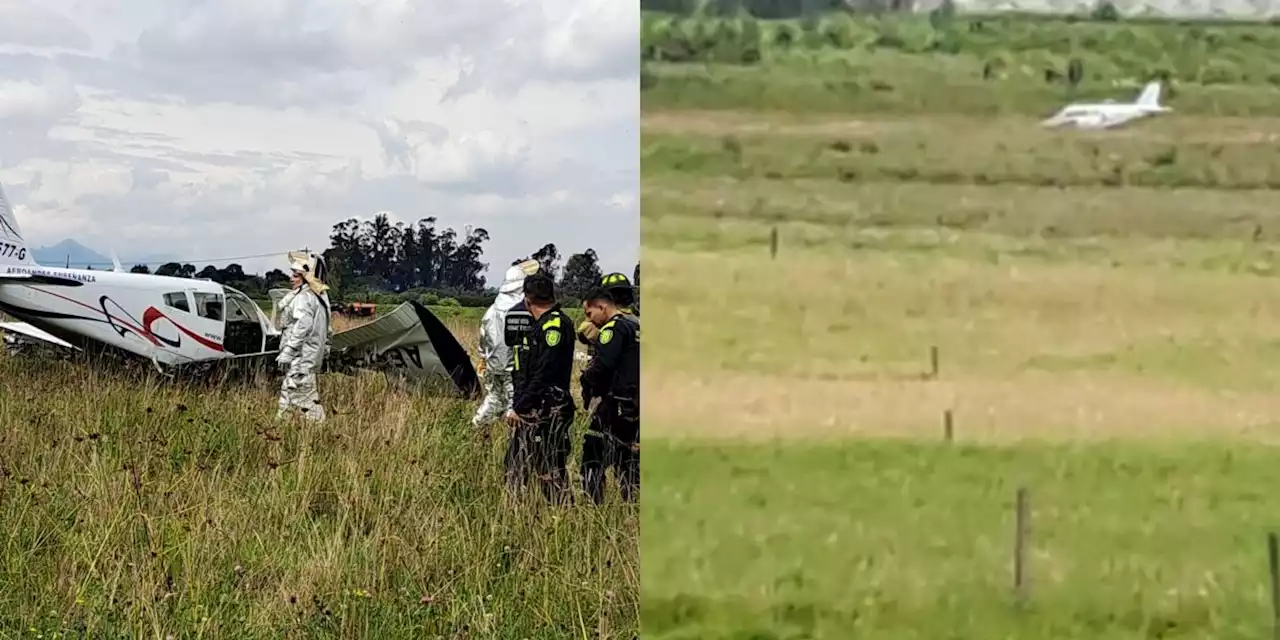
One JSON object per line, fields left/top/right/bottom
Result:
{"left": 224, "top": 291, "right": 260, "bottom": 324}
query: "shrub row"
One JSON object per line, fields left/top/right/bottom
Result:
{"left": 641, "top": 11, "right": 1280, "bottom": 86}
{"left": 351, "top": 288, "right": 491, "bottom": 308}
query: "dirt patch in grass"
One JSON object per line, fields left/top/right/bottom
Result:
{"left": 642, "top": 110, "right": 1280, "bottom": 145}
{"left": 642, "top": 109, "right": 910, "bottom": 137}
{"left": 643, "top": 368, "right": 1280, "bottom": 443}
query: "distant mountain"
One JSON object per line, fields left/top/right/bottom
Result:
{"left": 32, "top": 239, "right": 109, "bottom": 268}
{"left": 29, "top": 239, "right": 179, "bottom": 269}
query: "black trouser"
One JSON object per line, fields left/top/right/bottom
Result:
{"left": 581, "top": 395, "right": 639, "bottom": 504}
{"left": 504, "top": 395, "right": 575, "bottom": 505}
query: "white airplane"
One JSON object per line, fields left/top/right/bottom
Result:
{"left": 0, "top": 182, "right": 480, "bottom": 396}
{"left": 1040, "top": 81, "right": 1170, "bottom": 130}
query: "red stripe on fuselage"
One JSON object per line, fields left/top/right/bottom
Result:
{"left": 142, "top": 306, "right": 225, "bottom": 352}
{"left": 35, "top": 287, "right": 160, "bottom": 346}
{"left": 23, "top": 286, "right": 225, "bottom": 353}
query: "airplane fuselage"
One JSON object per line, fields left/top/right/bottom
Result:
{"left": 1044, "top": 104, "right": 1161, "bottom": 129}
{"left": 0, "top": 180, "right": 477, "bottom": 393}
{"left": 0, "top": 264, "right": 277, "bottom": 367}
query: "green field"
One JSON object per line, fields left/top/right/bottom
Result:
{"left": 644, "top": 440, "right": 1280, "bottom": 638}
{"left": 0, "top": 317, "right": 637, "bottom": 636}
{"left": 641, "top": 10, "right": 1280, "bottom": 638}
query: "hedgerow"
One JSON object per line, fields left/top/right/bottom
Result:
{"left": 641, "top": 9, "right": 1280, "bottom": 87}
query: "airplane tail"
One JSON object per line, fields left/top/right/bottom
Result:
{"left": 1135, "top": 81, "right": 1162, "bottom": 108}
{"left": 0, "top": 182, "right": 36, "bottom": 266}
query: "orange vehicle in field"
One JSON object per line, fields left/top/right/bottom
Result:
{"left": 339, "top": 302, "right": 377, "bottom": 318}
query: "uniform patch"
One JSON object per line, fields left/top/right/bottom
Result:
{"left": 599, "top": 328, "right": 614, "bottom": 345}
{"left": 546, "top": 328, "right": 562, "bottom": 347}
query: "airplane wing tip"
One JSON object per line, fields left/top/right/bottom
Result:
{"left": 0, "top": 321, "right": 80, "bottom": 350}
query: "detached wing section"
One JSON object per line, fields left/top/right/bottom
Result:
{"left": 0, "top": 321, "right": 80, "bottom": 350}
{"left": 329, "top": 301, "right": 480, "bottom": 397}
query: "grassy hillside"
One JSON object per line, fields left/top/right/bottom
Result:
{"left": 641, "top": 11, "right": 1280, "bottom": 638}
{"left": 641, "top": 139, "right": 1280, "bottom": 637}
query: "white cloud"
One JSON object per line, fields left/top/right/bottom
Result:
{"left": 0, "top": 0, "right": 638, "bottom": 284}
{"left": 0, "top": 0, "right": 92, "bottom": 51}
{"left": 0, "top": 74, "right": 76, "bottom": 121}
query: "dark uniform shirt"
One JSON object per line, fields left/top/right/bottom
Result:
{"left": 580, "top": 312, "right": 640, "bottom": 403}
{"left": 507, "top": 299, "right": 531, "bottom": 392}
{"left": 511, "top": 304, "right": 576, "bottom": 416}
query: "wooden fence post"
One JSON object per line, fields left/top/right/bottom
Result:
{"left": 1014, "top": 487, "right": 1030, "bottom": 605}
{"left": 1269, "top": 532, "right": 1279, "bottom": 639}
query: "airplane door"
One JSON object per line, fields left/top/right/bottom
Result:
{"left": 222, "top": 290, "right": 266, "bottom": 355}
{"left": 149, "top": 289, "right": 223, "bottom": 359}
{"left": 186, "top": 291, "right": 227, "bottom": 355}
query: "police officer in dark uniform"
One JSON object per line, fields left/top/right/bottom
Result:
{"left": 503, "top": 256, "right": 536, "bottom": 408}
{"left": 576, "top": 272, "right": 637, "bottom": 352}
{"left": 578, "top": 283, "right": 641, "bottom": 504}
{"left": 572, "top": 271, "right": 638, "bottom": 501}
{"left": 575, "top": 272, "right": 637, "bottom": 453}
{"left": 504, "top": 271, "right": 576, "bottom": 504}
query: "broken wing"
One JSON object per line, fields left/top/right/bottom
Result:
{"left": 326, "top": 301, "right": 480, "bottom": 397}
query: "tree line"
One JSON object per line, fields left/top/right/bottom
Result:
{"left": 642, "top": 0, "right": 925, "bottom": 18}
{"left": 643, "top": 0, "right": 1129, "bottom": 20}
{"left": 122, "top": 215, "right": 615, "bottom": 308}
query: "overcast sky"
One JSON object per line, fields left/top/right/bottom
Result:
{"left": 0, "top": 0, "right": 638, "bottom": 286}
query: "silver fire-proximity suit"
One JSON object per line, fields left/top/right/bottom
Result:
{"left": 275, "top": 285, "right": 331, "bottom": 422}
{"left": 472, "top": 264, "right": 530, "bottom": 428}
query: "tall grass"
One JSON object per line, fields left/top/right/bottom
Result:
{"left": 0, "top": 322, "right": 637, "bottom": 637}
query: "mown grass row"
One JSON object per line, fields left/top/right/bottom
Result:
{"left": 643, "top": 62, "right": 1280, "bottom": 116}
{"left": 643, "top": 122, "right": 1280, "bottom": 190}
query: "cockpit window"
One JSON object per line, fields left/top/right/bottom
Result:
{"left": 193, "top": 292, "right": 224, "bottom": 322}
{"left": 163, "top": 292, "right": 190, "bottom": 313}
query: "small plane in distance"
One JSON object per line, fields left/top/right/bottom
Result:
{"left": 0, "top": 182, "right": 479, "bottom": 396}
{"left": 1040, "top": 80, "right": 1170, "bottom": 130}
